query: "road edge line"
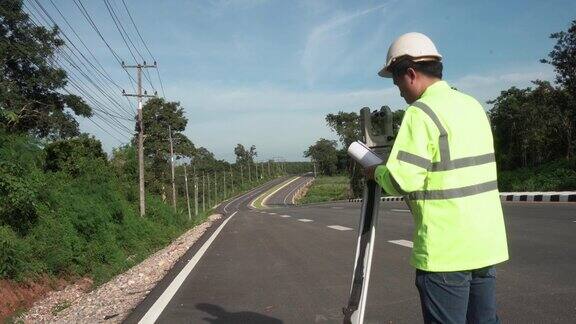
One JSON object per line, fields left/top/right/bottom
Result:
{"left": 138, "top": 211, "right": 238, "bottom": 324}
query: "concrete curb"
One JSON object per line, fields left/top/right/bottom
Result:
{"left": 348, "top": 192, "right": 576, "bottom": 203}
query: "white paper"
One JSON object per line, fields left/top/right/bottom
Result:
{"left": 347, "top": 141, "right": 383, "bottom": 168}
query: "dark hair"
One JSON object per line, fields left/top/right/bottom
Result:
{"left": 391, "top": 59, "right": 443, "bottom": 79}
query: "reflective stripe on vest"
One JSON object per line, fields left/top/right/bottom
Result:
{"left": 399, "top": 101, "right": 497, "bottom": 200}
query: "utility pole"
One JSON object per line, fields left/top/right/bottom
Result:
{"left": 207, "top": 173, "right": 211, "bottom": 209}
{"left": 229, "top": 165, "right": 234, "bottom": 192}
{"left": 202, "top": 172, "right": 206, "bottom": 212}
{"left": 214, "top": 172, "right": 217, "bottom": 203}
{"left": 193, "top": 164, "right": 198, "bottom": 216}
{"left": 248, "top": 163, "right": 251, "bottom": 182}
{"left": 168, "top": 125, "right": 176, "bottom": 212}
{"left": 313, "top": 161, "right": 317, "bottom": 178}
{"left": 223, "top": 170, "right": 226, "bottom": 199}
{"left": 240, "top": 165, "right": 244, "bottom": 187}
{"left": 184, "top": 164, "right": 191, "bottom": 220}
{"left": 268, "top": 160, "right": 271, "bottom": 178}
{"left": 122, "top": 61, "right": 157, "bottom": 217}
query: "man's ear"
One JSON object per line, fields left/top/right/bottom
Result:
{"left": 407, "top": 68, "right": 417, "bottom": 84}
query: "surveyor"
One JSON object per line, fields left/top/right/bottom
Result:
{"left": 365, "top": 32, "right": 509, "bottom": 324}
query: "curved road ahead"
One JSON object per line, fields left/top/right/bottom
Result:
{"left": 126, "top": 176, "right": 576, "bottom": 323}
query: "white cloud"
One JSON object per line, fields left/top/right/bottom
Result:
{"left": 300, "top": 2, "right": 393, "bottom": 87}
{"left": 168, "top": 82, "right": 401, "bottom": 114}
{"left": 84, "top": 62, "right": 556, "bottom": 161}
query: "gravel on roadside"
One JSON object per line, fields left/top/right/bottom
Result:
{"left": 18, "top": 213, "right": 222, "bottom": 323}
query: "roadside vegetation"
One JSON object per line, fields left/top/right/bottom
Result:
{"left": 0, "top": 2, "right": 307, "bottom": 319}
{"left": 298, "top": 176, "right": 349, "bottom": 204}
{"left": 0, "top": 131, "right": 211, "bottom": 285}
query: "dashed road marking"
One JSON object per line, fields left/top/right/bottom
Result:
{"left": 391, "top": 209, "right": 410, "bottom": 213}
{"left": 268, "top": 212, "right": 277, "bottom": 215}
{"left": 298, "top": 218, "right": 313, "bottom": 222}
{"left": 388, "top": 239, "right": 413, "bottom": 248}
{"left": 280, "top": 215, "right": 291, "bottom": 218}
{"left": 327, "top": 225, "right": 353, "bottom": 231}
{"left": 331, "top": 207, "right": 344, "bottom": 209}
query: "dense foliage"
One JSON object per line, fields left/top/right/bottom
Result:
{"left": 304, "top": 138, "right": 339, "bottom": 176}
{"left": 0, "top": 0, "right": 92, "bottom": 138}
{"left": 0, "top": 131, "right": 197, "bottom": 283}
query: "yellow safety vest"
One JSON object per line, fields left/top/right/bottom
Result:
{"left": 375, "top": 81, "right": 509, "bottom": 271}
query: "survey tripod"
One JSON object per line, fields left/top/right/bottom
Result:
{"left": 343, "top": 106, "right": 395, "bottom": 324}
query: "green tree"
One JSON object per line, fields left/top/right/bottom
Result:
{"left": 325, "top": 112, "right": 362, "bottom": 195}
{"left": 541, "top": 19, "right": 576, "bottom": 159}
{"left": 137, "top": 98, "right": 195, "bottom": 194}
{"left": 304, "top": 138, "right": 339, "bottom": 176}
{"left": 488, "top": 81, "right": 564, "bottom": 169}
{"left": 234, "top": 144, "right": 257, "bottom": 165}
{"left": 325, "top": 108, "right": 404, "bottom": 197}
{"left": 44, "top": 134, "right": 107, "bottom": 176}
{"left": 110, "top": 144, "right": 138, "bottom": 183}
{"left": 0, "top": 0, "right": 91, "bottom": 138}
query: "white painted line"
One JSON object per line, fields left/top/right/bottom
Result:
{"left": 268, "top": 212, "right": 277, "bottom": 215}
{"left": 331, "top": 207, "right": 344, "bottom": 209}
{"left": 280, "top": 215, "right": 291, "bottom": 218}
{"left": 388, "top": 239, "right": 413, "bottom": 248}
{"left": 138, "top": 211, "right": 238, "bottom": 324}
{"left": 259, "top": 176, "right": 302, "bottom": 207}
{"left": 298, "top": 218, "right": 313, "bottom": 222}
{"left": 327, "top": 225, "right": 353, "bottom": 231}
{"left": 391, "top": 209, "right": 410, "bottom": 213}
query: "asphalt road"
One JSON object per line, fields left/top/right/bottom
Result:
{"left": 126, "top": 176, "right": 576, "bottom": 324}
{"left": 264, "top": 173, "right": 314, "bottom": 207}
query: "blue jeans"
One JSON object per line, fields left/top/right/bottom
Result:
{"left": 415, "top": 266, "right": 500, "bottom": 324}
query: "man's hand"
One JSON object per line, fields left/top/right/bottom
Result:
{"left": 365, "top": 165, "right": 378, "bottom": 180}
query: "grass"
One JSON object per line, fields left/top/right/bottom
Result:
{"left": 498, "top": 158, "right": 576, "bottom": 191}
{"left": 298, "top": 175, "right": 349, "bottom": 204}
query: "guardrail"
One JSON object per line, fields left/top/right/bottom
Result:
{"left": 348, "top": 192, "right": 576, "bottom": 203}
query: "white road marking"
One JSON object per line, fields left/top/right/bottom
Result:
{"left": 388, "top": 239, "right": 413, "bottom": 248}
{"left": 138, "top": 211, "right": 238, "bottom": 324}
{"left": 327, "top": 225, "right": 353, "bottom": 231}
{"left": 268, "top": 212, "right": 277, "bottom": 215}
{"left": 258, "top": 176, "right": 302, "bottom": 207}
{"left": 331, "top": 207, "right": 344, "bottom": 209}
{"left": 391, "top": 209, "right": 410, "bottom": 213}
{"left": 280, "top": 215, "right": 291, "bottom": 218}
{"left": 298, "top": 218, "right": 313, "bottom": 222}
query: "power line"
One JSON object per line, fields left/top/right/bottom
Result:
{"left": 120, "top": 0, "right": 166, "bottom": 98}
{"left": 102, "top": 0, "right": 157, "bottom": 93}
{"left": 72, "top": 0, "right": 139, "bottom": 92}
{"left": 14, "top": 1, "right": 144, "bottom": 145}
{"left": 26, "top": 0, "right": 135, "bottom": 117}
{"left": 22, "top": 16, "right": 135, "bottom": 141}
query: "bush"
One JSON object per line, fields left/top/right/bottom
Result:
{"left": 0, "top": 132, "right": 200, "bottom": 284}
{"left": 0, "top": 225, "right": 29, "bottom": 280}
{"left": 0, "top": 132, "right": 45, "bottom": 234}
{"left": 44, "top": 134, "right": 108, "bottom": 175}
{"left": 498, "top": 159, "right": 576, "bottom": 191}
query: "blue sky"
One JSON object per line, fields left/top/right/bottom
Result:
{"left": 32, "top": 0, "right": 576, "bottom": 162}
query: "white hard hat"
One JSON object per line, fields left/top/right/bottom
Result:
{"left": 378, "top": 32, "right": 442, "bottom": 78}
